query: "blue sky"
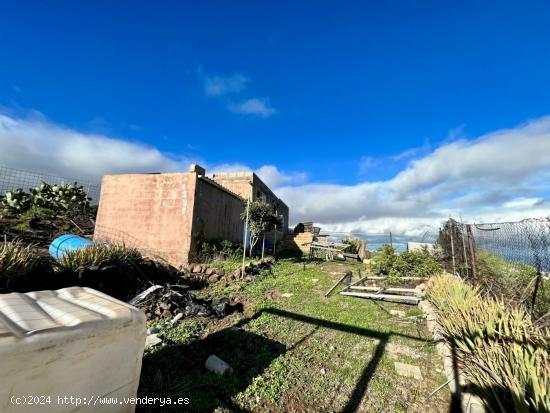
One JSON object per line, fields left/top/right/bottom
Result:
{"left": 1, "top": 1, "right": 549, "bottom": 233}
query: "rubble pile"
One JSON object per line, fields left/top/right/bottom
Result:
{"left": 132, "top": 285, "right": 240, "bottom": 321}
{"left": 180, "top": 257, "right": 275, "bottom": 285}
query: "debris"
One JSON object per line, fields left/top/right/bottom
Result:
{"left": 205, "top": 355, "right": 233, "bottom": 376}
{"left": 325, "top": 271, "right": 352, "bottom": 297}
{"left": 147, "top": 327, "right": 160, "bottom": 335}
{"left": 134, "top": 285, "right": 240, "bottom": 321}
{"left": 171, "top": 313, "right": 183, "bottom": 323}
{"left": 145, "top": 334, "right": 162, "bottom": 348}
{"left": 394, "top": 362, "right": 423, "bottom": 380}
{"left": 128, "top": 285, "right": 163, "bottom": 306}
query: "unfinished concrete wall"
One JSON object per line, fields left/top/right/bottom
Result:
{"left": 193, "top": 177, "right": 245, "bottom": 245}
{"left": 209, "top": 171, "right": 290, "bottom": 235}
{"left": 94, "top": 173, "right": 197, "bottom": 267}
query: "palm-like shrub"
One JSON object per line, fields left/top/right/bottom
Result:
{"left": 427, "top": 275, "right": 550, "bottom": 412}
{"left": 56, "top": 244, "right": 141, "bottom": 272}
{"left": 0, "top": 239, "right": 45, "bottom": 291}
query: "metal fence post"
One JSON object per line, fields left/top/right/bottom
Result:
{"left": 531, "top": 270, "right": 542, "bottom": 315}
{"left": 466, "top": 224, "right": 477, "bottom": 286}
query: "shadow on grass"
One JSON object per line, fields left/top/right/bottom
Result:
{"left": 248, "top": 308, "right": 427, "bottom": 413}
{"left": 139, "top": 328, "right": 286, "bottom": 412}
{"left": 140, "top": 307, "right": 435, "bottom": 413}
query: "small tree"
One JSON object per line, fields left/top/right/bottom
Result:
{"left": 241, "top": 200, "right": 282, "bottom": 260}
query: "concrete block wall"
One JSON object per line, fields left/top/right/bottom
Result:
{"left": 94, "top": 173, "right": 196, "bottom": 267}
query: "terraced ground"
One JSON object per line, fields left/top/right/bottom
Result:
{"left": 139, "top": 258, "right": 450, "bottom": 412}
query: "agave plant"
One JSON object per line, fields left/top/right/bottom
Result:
{"left": 427, "top": 275, "right": 550, "bottom": 412}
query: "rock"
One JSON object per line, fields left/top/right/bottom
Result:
{"left": 171, "top": 313, "right": 183, "bottom": 323}
{"left": 390, "top": 310, "right": 406, "bottom": 317}
{"left": 217, "top": 269, "right": 225, "bottom": 276}
{"left": 162, "top": 309, "right": 172, "bottom": 318}
{"left": 233, "top": 269, "right": 242, "bottom": 279}
{"left": 205, "top": 268, "right": 215, "bottom": 275}
{"left": 281, "top": 293, "right": 294, "bottom": 298}
{"left": 329, "top": 345, "right": 336, "bottom": 351}
{"left": 205, "top": 355, "right": 233, "bottom": 376}
{"left": 147, "top": 327, "right": 160, "bottom": 335}
{"left": 192, "top": 264, "right": 203, "bottom": 273}
{"left": 394, "top": 362, "right": 422, "bottom": 380}
{"left": 232, "top": 285, "right": 242, "bottom": 292}
{"left": 244, "top": 275, "right": 253, "bottom": 282}
{"left": 145, "top": 334, "right": 162, "bottom": 348}
{"left": 320, "top": 368, "right": 326, "bottom": 375}
{"left": 208, "top": 274, "right": 219, "bottom": 284}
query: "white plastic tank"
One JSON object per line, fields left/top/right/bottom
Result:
{"left": 0, "top": 287, "right": 146, "bottom": 412}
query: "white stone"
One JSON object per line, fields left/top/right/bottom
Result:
{"left": 205, "top": 355, "right": 233, "bottom": 376}
{"left": 394, "top": 362, "right": 423, "bottom": 380}
{"left": 145, "top": 334, "right": 163, "bottom": 348}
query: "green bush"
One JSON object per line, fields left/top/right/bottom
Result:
{"left": 193, "top": 234, "right": 243, "bottom": 262}
{"left": 475, "top": 249, "right": 550, "bottom": 318}
{"left": 0, "top": 239, "right": 50, "bottom": 291}
{"left": 427, "top": 275, "right": 550, "bottom": 413}
{"left": 370, "top": 244, "right": 442, "bottom": 279}
{"left": 341, "top": 236, "right": 361, "bottom": 254}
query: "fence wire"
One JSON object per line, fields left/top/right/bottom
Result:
{"left": 438, "top": 217, "right": 550, "bottom": 321}
{"left": 0, "top": 164, "right": 101, "bottom": 204}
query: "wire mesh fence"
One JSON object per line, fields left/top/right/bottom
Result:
{"left": 438, "top": 217, "right": 550, "bottom": 321}
{"left": 0, "top": 164, "right": 101, "bottom": 204}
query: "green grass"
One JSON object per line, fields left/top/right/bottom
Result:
{"left": 139, "top": 258, "right": 450, "bottom": 412}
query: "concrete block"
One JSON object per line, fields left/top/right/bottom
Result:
{"left": 394, "top": 362, "right": 423, "bottom": 380}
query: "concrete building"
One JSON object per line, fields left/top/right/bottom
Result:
{"left": 94, "top": 164, "right": 289, "bottom": 267}
{"left": 208, "top": 171, "right": 289, "bottom": 232}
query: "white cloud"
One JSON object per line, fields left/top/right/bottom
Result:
{"left": 1, "top": 110, "right": 548, "bottom": 236}
{"left": 277, "top": 117, "right": 550, "bottom": 234}
{"left": 0, "top": 112, "right": 195, "bottom": 182}
{"left": 228, "top": 98, "right": 276, "bottom": 118}
{"left": 203, "top": 73, "right": 249, "bottom": 97}
{"left": 256, "top": 165, "right": 307, "bottom": 188}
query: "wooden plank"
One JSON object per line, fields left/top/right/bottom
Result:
{"left": 349, "top": 286, "right": 418, "bottom": 294}
{"left": 363, "top": 276, "right": 425, "bottom": 281}
{"left": 325, "top": 272, "right": 351, "bottom": 297}
{"left": 339, "top": 291, "right": 421, "bottom": 304}
{"left": 350, "top": 275, "right": 369, "bottom": 286}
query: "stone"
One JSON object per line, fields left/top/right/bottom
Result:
{"left": 145, "top": 334, "right": 162, "bottom": 348}
{"left": 217, "top": 269, "right": 225, "bottom": 277}
{"left": 205, "top": 268, "right": 215, "bottom": 276}
{"left": 192, "top": 264, "right": 203, "bottom": 273}
{"left": 208, "top": 275, "right": 219, "bottom": 284}
{"left": 244, "top": 275, "right": 253, "bottom": 282}
{"left": 281, "top": 293, "right": 294, "bottom": 298}
{"left": 390, "top": 310, "right": 406, "bottom": 317}
{"left": 233, "top": 269, "right": 242, "bottom": 279}
{"left": 171, "top": 313, "right": 183, "bottom": 323}
{"left": 394, "top": 362, "right": 422, "bottom": 380}
{"left": 205, "top": 355, "right": 233, "bottom": 376}
{"left": 320, "top": 368, "right": 326, "bottom": 375}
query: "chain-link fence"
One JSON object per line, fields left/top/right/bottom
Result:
{"left": 438, "top": 217, "right": 550, "bottom": 321}
{"left": 0, "top": 164, "right": 101, "bottom": 203}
